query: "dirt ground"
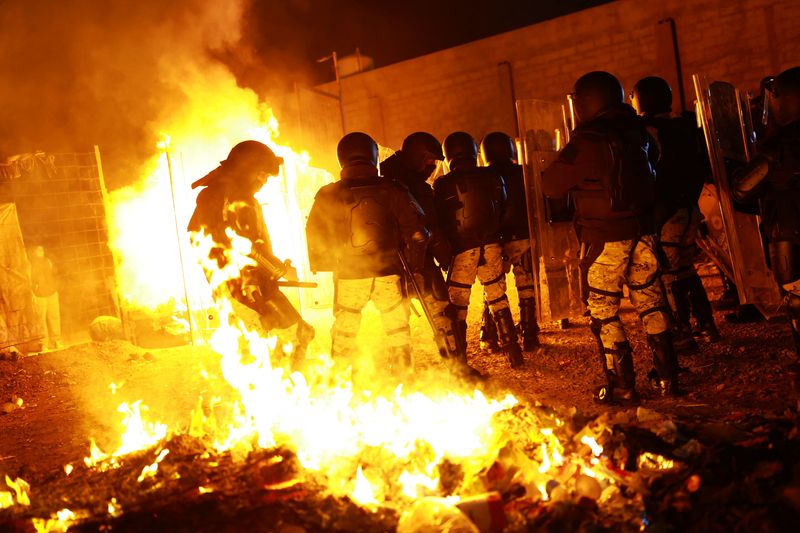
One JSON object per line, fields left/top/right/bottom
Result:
{"left": 1, "top": 262, "right": 796, "bottom": 491}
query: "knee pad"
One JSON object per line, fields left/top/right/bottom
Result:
{"left": 590, "top": 315, "right": 619, "bottom": 338}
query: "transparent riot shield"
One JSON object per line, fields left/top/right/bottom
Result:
{"left": 516, "top": 99, "right": 584, "bottom": 322}
{"left": 693, "top": 75, "right": 782, "bottom": 317}
{"left": 696, "top": 183, "right": 735, "bottom": 281}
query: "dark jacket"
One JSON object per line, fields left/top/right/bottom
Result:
{"left": 433, "top": 164, "right": 506, "bottom": 254}
{"left": 542, "top": 105, "right": 656, "bottom": 244}
{"left": 644, "top": 113, "right": 709, "bottom": 226}
{"left": 381, "top": 152, "right": 452, "bottom": 265}
{"left": 306, "top": 164, "right": 428, "bottom": 279}
{"left": 733, "top": 119, "right": 800, "bottom": 244}
{"left": 491, "top": 161, "right": 530, "bottom": 242}
{"left": 188, "top": 177, "right": 275, "bottom": 271}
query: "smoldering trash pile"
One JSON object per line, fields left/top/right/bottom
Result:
{"left": 3, "top": 398, "right": 800, "bottom": 532}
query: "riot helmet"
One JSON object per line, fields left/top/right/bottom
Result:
{"left": 337, "top": 131, "right": 379, "bottom": 168}
{"left": 401, "top": 131, "right": 443, "bottom": 175}
{"left": 480, "top": 131, "right": 516, "bottom": 165}
{"left": 192, "top": 140, "right": 283, "bottom": 192}
{"left": 631, "top": 76, "right": 672, "bottom": 116}
{"left": 443, "top": 131, "right": 478, "bottom": 169}
{"left": 223, "top": 140, "right": 283, "bottom": 176}
{"left": 769, "top": 67, "right": 800, "bottom": 126}
{"left": 571, "top": 71, "right": 624, "bottom": 124}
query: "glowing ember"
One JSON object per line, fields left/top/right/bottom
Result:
{"left": 637, "top": 452, "right": 676, "bottom": 470}
{"left": 31, "top": 508, "right": 77, "bottom": 533}
{"left": 581, "top": 435, "right": 604, "bottom": 457}
{"left": 1, "top": 475, "right": 30, "bottom": 508}
{"left": 137, "top": 448, "right": 170, "bottom": 483}
{"left": 84, "top": 401, "right": 167, "bottom": 469}
{"left": 107, "top": 497, "right": 121, "bottom": 517}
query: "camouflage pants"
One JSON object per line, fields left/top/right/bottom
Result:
{"left": 332, "top": 275, "right": 410, "bottom": 357}
{"left": 500, "top": 239, "right": 536, "bottom": 300}
{"left": 587, "top": 236, "right": 670, "bottom": 350}
{"left": 660, "top": 206, "right": 701, "bottom": 286}
{"left": 448, "top": 243, "right": 509, "bottom": 321}
{"left": 419, "top": 290, "right": 452, "bottom": 334}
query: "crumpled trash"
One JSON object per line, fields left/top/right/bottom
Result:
{"left": 397, "top": 497, "right": 479, "bottom": 533}
{"left": 636, "top": 407, "right": 678, "bottom": 443}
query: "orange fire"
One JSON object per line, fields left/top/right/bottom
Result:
{"left": 8, "top": 65, "right": 638, "bottom": 529}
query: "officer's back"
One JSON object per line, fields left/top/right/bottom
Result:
{"left": 308, "top": 135, "right": 426, "bottom": 279}
{"left": 542, "top": 94, "right": 655, "bottom": 244}
{"left": 434, "top": 134, "right": 506, "bottom": 254}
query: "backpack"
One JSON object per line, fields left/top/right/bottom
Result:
{"left": 602, "top": 126, "right": 656, "bottom": 214}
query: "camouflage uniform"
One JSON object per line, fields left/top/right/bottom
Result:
{"left": 331, "top": 275, "right": 409, "bottom": 357}
{"left": 660, "top": 207, "right": 701, "bottom": 289}
{"left": 381, "top": 147, "right": 475, "bottom": 374}
{"left": 587, "top": 236, "right": 670, "bottom": 349}
{"left": 543, "top": 98, "right": 680, "bottom": 399}
{"left": 501, "top": 239, "right": 536, "bottom": 300}
{"left": 659, "top": 205, "right": 716, "bottom": 343}
{"left": 448, "top": 243, "right": 509, "bottom": 319}
{"left": 479, "top": 135, "right": 540, "bottom": 351}
{"left": 306, "top": 133, "right": 428, "bottom": 372}
{"left": 435, "top": 131, "right": 524, "bottom": 368}
{"left": 643, "top": 110, "right": 717, "bottom": 344}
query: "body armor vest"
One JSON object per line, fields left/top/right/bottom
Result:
{"left": 435, "top": 166, "right": 505, "bottom": 253}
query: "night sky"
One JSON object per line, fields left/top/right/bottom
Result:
{"left": 245, "top": 0, "right": 614, "bottom": 83}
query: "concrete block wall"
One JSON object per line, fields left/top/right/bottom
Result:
{"left": 313, "top": 0, "right": 800, "bottom": 151}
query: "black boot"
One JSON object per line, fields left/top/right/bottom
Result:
{"left": 714, "top": 272, "right": 739, "bottom": 310}
{"left": 479, "top": 304, "right": 500, "bottom": 352}
{"left": 667, "top": 278, "right": 698, "bottom": 351}
{"left": 724, "top": 304, "right": 764, "bottom": 323}
{"left": 596, "top": 344, "right": 638, "bottom": 403}
{"left": 608, "top": 341, "right": 638, "bottom": 401}
{"left": 647, "top": 331, "right": 681, "bottom": 397}
{"left": 494, "top": 307, "right": 524, "bottom": 368}
{"left": 685, "top": 273, "right": 720, "bottom": 343}
{"left": 589, "top": 318, "right": 637, "bottom": 403}
{"left": 518, "top": 298, "right": 540, "bottom": 350}
{"left": 291, "top": 320, "right": 315, "bottom": 370}
{"left": 448, "top": 318, "right": 485, "bottom": 380}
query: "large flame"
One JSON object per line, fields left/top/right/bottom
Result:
{"left": 65, "top": 36, "right": 624, "bottom": 524}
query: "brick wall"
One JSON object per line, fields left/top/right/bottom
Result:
{"left": 310, "top": 0, "right": 800, "bottom": 152}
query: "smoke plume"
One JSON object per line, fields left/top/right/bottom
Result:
{"left": 0, "top": 0, "right": 308, "bottom": 189}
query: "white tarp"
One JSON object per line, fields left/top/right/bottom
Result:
{"left": 0, "top": 202, "right": 43, "bottom": 353}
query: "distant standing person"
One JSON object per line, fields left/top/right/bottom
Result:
{"left": 29, "top": 245, "right": 62, "bottom": 350}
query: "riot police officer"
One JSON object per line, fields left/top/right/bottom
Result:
{"left": 479, "top": 131, "right": 539, "bottom": 351}
{"left": 733, "top": 67, "right": 800, "bottom": 361}
{"left": 542, "top": 71, "right": 679, "bottom": 401}
{"left": 631, "top": 76, "right": 720, "bottom": 347}
{"left": 306, "top": 132, "right": 429, "bottom": 372}
{"left": 381, "top": 132, "right": 481, "bottom": 377}
{"left": 434, "top": 131, "right": 524, "bottom": 368}
{"left": 188, "top": 140, "right": 314, "bottom": 361}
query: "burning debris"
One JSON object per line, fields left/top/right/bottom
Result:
{"left": 3, "top": 380, "right": 800, "bottom": 532}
